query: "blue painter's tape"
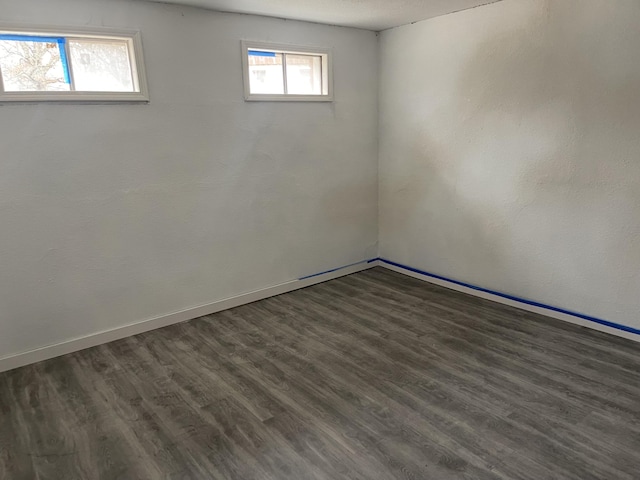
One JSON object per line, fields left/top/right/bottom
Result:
{"left": 0, "top": 34, "right": 63, "bottom": 43}
{"left": 0, "top": 34, "right": 71, "bottom": 84}
{"left": 248, "top": 50, "right": 277, "bottom": 57}
{"left": 57, "top": 38, "right": 71, "bottom": 84}
{"left": 378, "top": 258, "right": 640, "bottom": 337}
{"left": 299, "top": 259, "right": 376, "bottom": 280}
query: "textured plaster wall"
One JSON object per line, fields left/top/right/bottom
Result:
{"left": 379, "top": 0, "right": 640, "bottom": 329}
{"left": 0, "top": 0, "right": 378, "bottom": 359}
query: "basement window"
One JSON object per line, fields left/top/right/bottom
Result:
{"left": 242, "top": 41, "right": 332, "bottom": 101}
{"left": 0, "top": 27, "right": 148, "bottom": 102}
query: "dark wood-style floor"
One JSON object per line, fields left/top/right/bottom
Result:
{"left": 1, "top": 267, "right": 639, "bottom": 479}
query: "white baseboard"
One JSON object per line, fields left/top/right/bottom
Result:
{"left": 379, "top": 261, "right": 640, "bottom": 343}
{"left": 4, "top": 257, "right": 635, "bottom": 373}
{"left": 0, "top": 260, "right": 375, "bottom": 373}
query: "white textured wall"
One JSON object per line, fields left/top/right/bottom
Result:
{"left": 379, "top": 0, "right": 640, "bottom": 329}
{"left": 0, "top": 0, "right": 378, "bottom": 359}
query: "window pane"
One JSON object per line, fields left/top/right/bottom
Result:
{"left": 285, "top": 54, "right": 322, "bottom": 95}
{"left": 0, "top": 38, "right": 70, "bottom": 92}
{"left": 248, "top": 51, "right": 284, "bottom": 94}
{"left": 69, "top": 39, "right": 134, "bottom": 92}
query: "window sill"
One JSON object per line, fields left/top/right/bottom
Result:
{"left": 244, "top": 94, "right": 333, "bottom": 102}
{"left": 0, "top": 92, "right": 149, "bottom": 103}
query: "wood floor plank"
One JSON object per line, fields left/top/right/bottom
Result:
{"left": 0, "top": 267, "right": 639, "bottom": 479}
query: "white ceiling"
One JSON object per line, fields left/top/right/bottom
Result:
{"left": 144, "top": 0, "right": 502, "bottom": 31}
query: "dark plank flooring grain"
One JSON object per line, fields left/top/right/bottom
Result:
{"left": 1, "top": 267, "right": 639, "bottom": 479}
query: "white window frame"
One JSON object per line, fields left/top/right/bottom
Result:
{"left": 241, "top": 41, "right": 333, "bottom": 102}
{"left": 0, "top": 24, "right": 149, "bottom": 103}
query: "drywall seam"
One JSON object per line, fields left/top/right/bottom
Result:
{"left": 379, "top": 0, "right": 504, "bottom": 32}
{"left": 375, "top": 30, "right": 382, "bottom": 258}
{"left": 0, "top": 260, "right": 376, "bottom": 373}
{"left": 378, "top": 259, "right": 640, "bottom": 343}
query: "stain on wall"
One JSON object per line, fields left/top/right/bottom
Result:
{"left": 379, "top": 0, "right": 640, "bottom": 329}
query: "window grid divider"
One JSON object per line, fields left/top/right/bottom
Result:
{"left": 63, "top": 39, "right": 76, "bottom": 91}
{"left": 282, "top": 53, "right": 288, "bottom": 95}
